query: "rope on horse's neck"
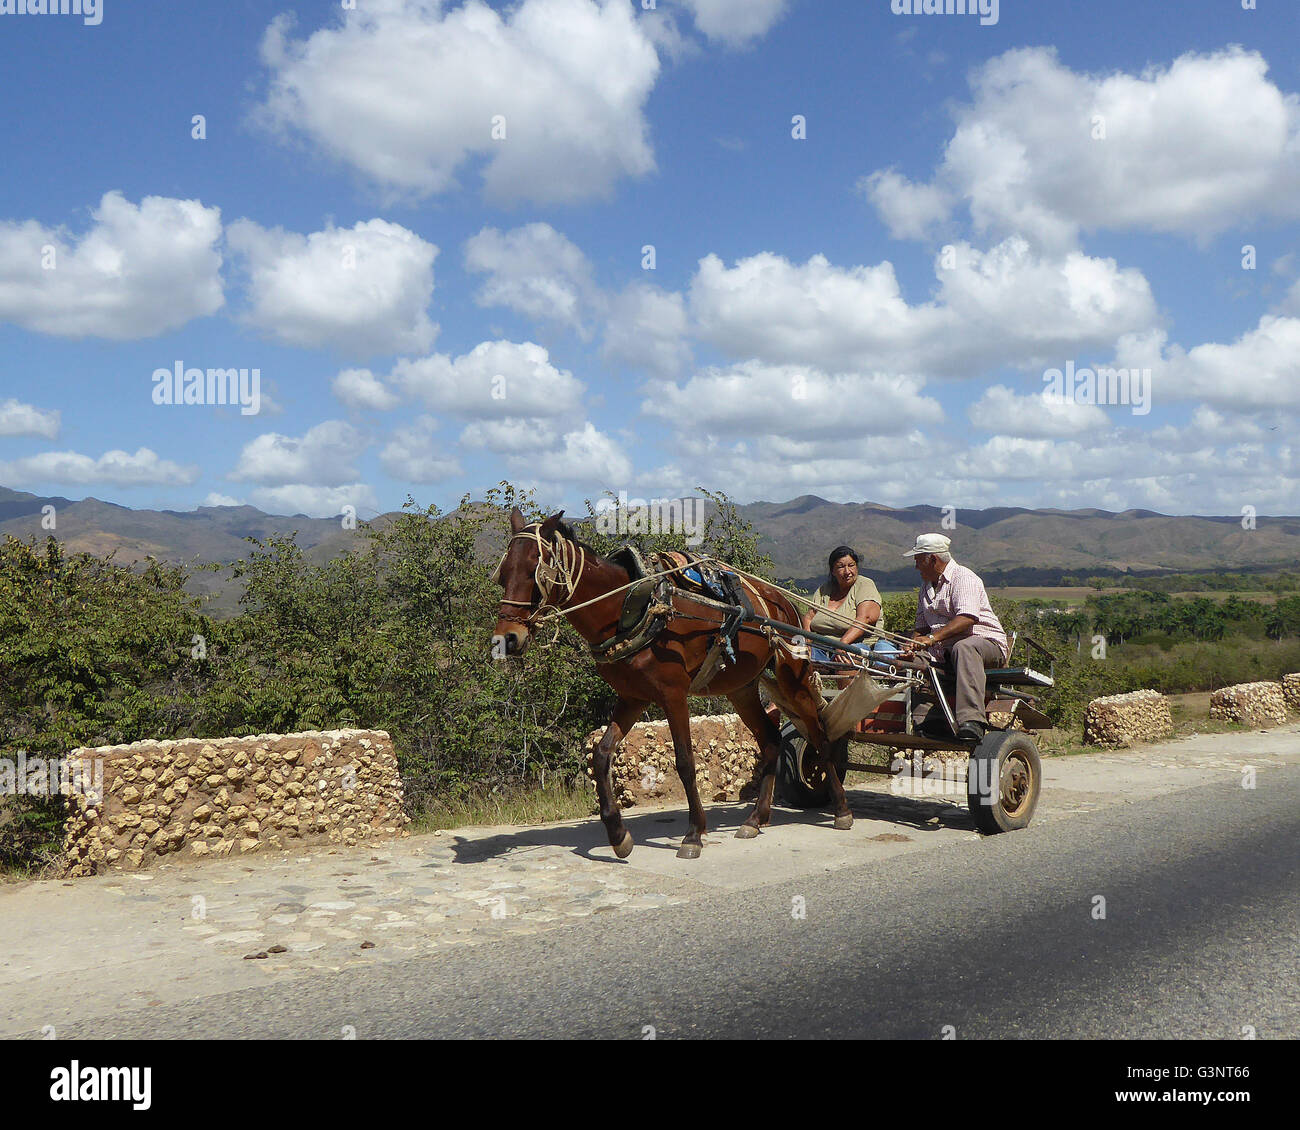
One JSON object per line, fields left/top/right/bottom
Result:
{"left": 499, "top": 525, "right": 587, "bottom": 622}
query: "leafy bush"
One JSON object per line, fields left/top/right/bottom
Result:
{"left": 0, "top": 486, "right": 778, "bottom": 868}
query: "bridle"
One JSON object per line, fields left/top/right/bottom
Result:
{"left": 492, "top": 522, "right": 587, "bottom": 630}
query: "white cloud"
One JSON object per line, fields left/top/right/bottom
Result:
{"left": 460, "top": 417, "right": 561, "bottom": 453}
{"left": 227, "top": 218, "right": 437, "bottom": 355}
{"left": 0, "top": 448, "right": 198, "bottom": 487}
{"left": 859, "top": 169, "right": 954, "bottom": 241}
{"left": 464, "top": 223, "right": 596, "bottom": 334}
{"left": 255, "top": 0, "right": 659, "bottom": 204}
{"left": 954, "top": 435, "right": 1163, "bottom": 484}
{"left": 464, "top": 418, "right": 631, "bottom": 490}
{"left": 675, "top": 0, "right": 789, "bottom": 47}
{"left": 1175, "top": 318, "right": 1300, "bottom": 408}
{"left": 250, "top": 483, "right": 380, "bottom": 518}
{"left": 636, "top": 5, "right": 696, "bottom": 61}
{"left": 640, "top": 430, "right": 942, "bottom": 506}
{"left": 950, "top": 432, "right": 1278, "bottom": 495}
{"left": 643, "top": 362, "right": 943, "bottom": 437}
{"left": 602, "top": 282, "right": 691, "bottom": 375}
{"left": 0, "top": 399, "right": 60, "bottom": 439}
{"left": 639, "top": 424, "right": 1300, "bottom": 514}
{"left": 1151, "top": 406, "right": 1271, "bottom": 449}
{"left": 868, "top": 47, "right": 1300, "bottom": 250}
{"left": 1114, "top": 318, "right": 1300, "bottom": 411}
{"left": 516, "top": 421, "right": 632, "bottom": 486}
{"left": 202, "top": 493, "right": 246, "bottom": 507}
{"left": 689, "top": 239, "right": 1157, "bottom": 377}
{"left": 333, "top": 368, "right": 401, "bottom": 411}
{"left": 379, "top": 416, "right": 461, "bottom": 482}
{"left": 392, "top": 341, "right": 584, "bottom": 419}
{"left": 464, "top": 225, "right": 692, "bottom": 373}
{"left": 231, "top": 420, "right": 366, "bottom": 486}
{"left": 0, "top": 192, "right": 224, "bottom": 339}
{"left": 968, "top": 385, "right": 1110, "bottom": 437}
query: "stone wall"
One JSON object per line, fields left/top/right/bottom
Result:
{"left": 1083, "top": 690, "right": 1174, "bottom": 749}
{"left": 1209, "top": 681, "right": 1288, "bottom": 727}
{"left": 1282, "top": 673, "right": 1300, "bottom": 714}
{"left": 61, "top": 730, "right": 408, "bottom": 877}
{"left": 584, "top": 713, "right": 765, "bottom": 808}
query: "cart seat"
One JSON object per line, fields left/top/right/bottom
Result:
{"left": 986, "top": 666, "right": 1054, "bottom": 688}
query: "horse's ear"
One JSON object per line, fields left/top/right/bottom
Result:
{"left": 509, "top": 507, "right": 526, "bottom": 534}
{"left": 540, "top": 510, "right": 565, "bottom": 535}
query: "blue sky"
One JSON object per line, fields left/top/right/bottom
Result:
{"left": 1, "top": 0, "right": 1299, "bottom": 519}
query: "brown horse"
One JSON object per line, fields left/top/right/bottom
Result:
{"left": 491, "top": 508, "right": 849, "bottom": 859}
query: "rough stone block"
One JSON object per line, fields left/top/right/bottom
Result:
{"left": 1209, "top": 682, "right": 1287, "bottom": 727}
{"left": 1083, "top": 689, "right": 1173, "bottom": 749}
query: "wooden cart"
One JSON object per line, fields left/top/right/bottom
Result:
{"left": 774, "top": 632, "right": 1056, "bottom": 834}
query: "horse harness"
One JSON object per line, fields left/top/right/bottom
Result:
{"left": 591, "top": 547, "right": 756, "bottom": 678}
{"left": 493, "top": 525, "right": 764, "bottom": 685}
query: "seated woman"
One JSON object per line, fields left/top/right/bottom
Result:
{"left": 800, "top": 545, "right": 898, "bottom": 669}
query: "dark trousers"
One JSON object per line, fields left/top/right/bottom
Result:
{"left": 915, "top": 635, "right": 1005, "bottom": 728}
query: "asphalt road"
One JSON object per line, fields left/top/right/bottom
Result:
{"left": 40, "top": 763, "right": 1300, "bottom": 1039}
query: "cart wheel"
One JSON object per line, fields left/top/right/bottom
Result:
{"left": 777, "top": 722, "right": 849, "bottom": 809}
{"left": 966, "top": 730, "right": 1041, "bottom": 834}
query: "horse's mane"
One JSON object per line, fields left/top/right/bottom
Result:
{"left": 552, "top": 518, "right": 616, "bottom": 569}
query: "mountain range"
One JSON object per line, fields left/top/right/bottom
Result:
{"left": 3, "top": 486, "right": 1297, "bottom": 613}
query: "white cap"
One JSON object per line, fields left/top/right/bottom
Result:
{"left": 902, "top": 533, "right": 951, "bottom": 557}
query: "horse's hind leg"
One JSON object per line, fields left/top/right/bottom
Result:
{"left": 663, "top": 692, "right": 707, "bottom": 859}
{"left": 728, "top": 682, "right": 782, "bottom": 839}
{"left": 592, "top": 698, "right": 648, "bottom": 858}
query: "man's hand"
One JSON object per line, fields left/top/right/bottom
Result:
{"left": 899, "top": 631, "right": 934, "bottom": 660}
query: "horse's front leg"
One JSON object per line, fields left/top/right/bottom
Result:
{"left": 663, "top": 692, "right": 707, "bottom": 859}
{"left": 592, "top": 697, "right": 648, "bottom": 858}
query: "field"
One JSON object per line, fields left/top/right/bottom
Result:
{"left": 988, "top": 586, "right": 1100, "bottom": 605}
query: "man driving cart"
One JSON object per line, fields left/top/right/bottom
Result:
{"left": 898, "top": 533, "right": 1008, "bottom": 743}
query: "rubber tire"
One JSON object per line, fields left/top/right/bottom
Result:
{"left": 776, "top": 722, "right": 849, "bottom": 809}
{"left": 966, "top": 729, "right": 1041, "bottom": 834}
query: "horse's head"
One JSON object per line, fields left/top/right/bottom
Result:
{"left": 491, "top": 507, "right": 569, "bottom": 658}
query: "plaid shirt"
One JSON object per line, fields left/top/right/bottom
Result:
{"left": 915, "top": 560, "right": 1008, "bottom": 662}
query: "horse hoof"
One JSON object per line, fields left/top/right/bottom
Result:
{"left": 612, "top": 831, "right": 634, "bottom": 859}
{"left": 735, "top": 824, "right": 760, "bottom": 840}
{"left": 676, "top": 842, "right": 702, "bottom": 859}
{"left": 833, "top": 813, "right": 854, "bottom": 831}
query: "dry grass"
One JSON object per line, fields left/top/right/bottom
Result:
{"left": 409, "top": 779, "right": 598, "bottom": 834}
{"left": 1166, "top": 691, "right": 1250, "bottom": 739}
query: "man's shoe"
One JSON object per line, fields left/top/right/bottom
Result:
{"left": 956, "top": 721, "right": 986, "bottom": 743}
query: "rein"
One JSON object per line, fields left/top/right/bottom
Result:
{"left": 494, "top": 524, "right": 913, "bottom": 651}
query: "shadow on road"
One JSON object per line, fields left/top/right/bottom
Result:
{"left": 446, "top": 786, "right": 975, "bottom": 866}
